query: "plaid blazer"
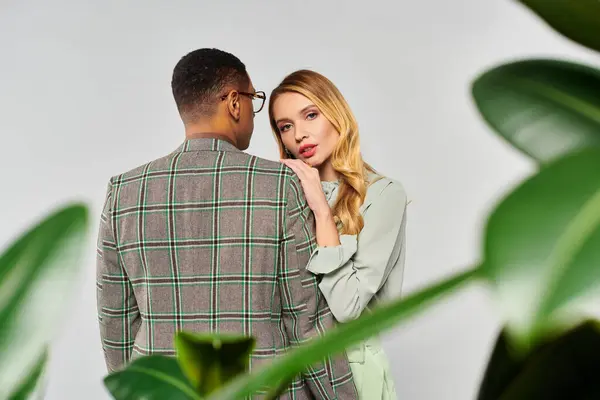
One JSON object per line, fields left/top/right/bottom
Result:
{"left": 96, "top": 138, "right": 357, "bottom": 399}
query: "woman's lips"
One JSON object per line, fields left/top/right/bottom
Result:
{"left": 300, "top": 144, "right": 317, "bottom": 158}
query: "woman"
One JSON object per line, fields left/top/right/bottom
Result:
{"left": 268, "top": 69, "right": 407, "bottom": 399}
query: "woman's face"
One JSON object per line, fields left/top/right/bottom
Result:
{"left": 272, "top": 92, "right": 339, "bottom": 168}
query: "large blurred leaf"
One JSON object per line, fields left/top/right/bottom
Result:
{"left": 478, "top": 321, "right": 600, "bottom": 399}
{"left": 518, "top": 0, "right": 600, "bottom": 53}
{"left": 8, "top": 350, "right": 47, "bottom": 400}
{"left": 480, "top": 148, "right": 600, "bottom": 350}
{"left": 207, "top": 267, "right": 479, "bottom": 400}
{"left": 472, "top": 59, "right": 600, "bottom": 164}
{"left": 0, "top": 204, "right": 88, "bottom": 398}
{"left": 175, "top": 332, "right": 254, "bottom": 396}
{"left": 104, "top": 355, "right": 200, "bottom": 400}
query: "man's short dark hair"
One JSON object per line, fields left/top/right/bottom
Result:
{"left": 171, "top": 48, "right": 249, "bottom": 122}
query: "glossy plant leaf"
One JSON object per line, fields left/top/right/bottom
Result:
{"left": 175, "top": 332, "right": 254, "bottom": 396}
{"left": 478, "top": 321, "right": 600, "bottom": 399}
{"left": 517, "top": 0, "right": 600, "bottom": 53}
{"left": 206, "top": 267, "right": 479, "bottom": 400}
{"left": 104, "top": 355, "right": 201, "bottom": 400}
{"left": 8, "top": 350, "right": 47, "bottom": 400}
{"left": 0, "top": 204, "right": 89, "bottom": 398}
{"left": 476, "top": 328, "right": 522, "bottom": 400}
{"left": 472, "top": 59, "right": 600, "bottom": 164}
{"left": 480, "top": 148, "right": 600, "bottom": 350}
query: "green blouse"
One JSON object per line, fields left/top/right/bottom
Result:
{"left": 306, "top": 174, "right": 408, "bottom": 323}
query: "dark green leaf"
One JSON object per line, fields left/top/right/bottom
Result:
{"left": 104, "top": 355, "right": 201, "bottom": 400}
{"left": 472, "top": 59, "right": 600, "bottom": 164}
{"left": 175, "top": 332, "right": 254, "bottom": 396}
{"left": 206, "top": 267, "right": 479, "bottom": 400}
{"left": 518, "top": 0, "right": 600, "bottom": 53}
{"left": 0, "top": 204, "right": 88, "bottom": 398}
{"left": 478, "top": 321, "right": 600, "bottom": 400}
{"left": 480, "top": 148, "right": 600, "bottom": 350}
{"left": 8, "top": 350, "right": 47, "bottom": 400}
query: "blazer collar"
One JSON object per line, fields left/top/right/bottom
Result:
{"left": 174, "top": 137, "right": 242, "bottom": 153}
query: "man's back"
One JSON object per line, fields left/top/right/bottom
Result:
{"left": 97, "top": 138, "right": 356, "bottom": 399}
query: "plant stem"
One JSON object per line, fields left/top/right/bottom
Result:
{"left": 207, "top": 266, "right": 481, "bottom": 400}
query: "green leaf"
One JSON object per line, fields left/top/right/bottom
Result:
{"left": 480, "top": 148, "right": 600, "bottom": 350}
{"left": 206, "top": 267, "right": 478, "bottom": 400}
{"left": 0, "top": 204, "right": 89, "bottom": 398}
{"left": 8, "top": 350, "right": 47, "bottom": 400}
{"left": 264, "top": 376, "right": 296, "bottom": 400}
{"left": 478, "top": 321, "right": 600, "bottom": 399}
{"left": 517, "top": 0, "right": 600, "bottom": 53}
{"left": 104, "top": 355, "right": 201, "bottom": 400}
{"left": 175, "top": 332, "right": 254, "bottom": 396}
{"left": 471, "top": 59, "right": 600, "bottom": 164}
{"left": 477, "top": 328, "right": 523, "bottom": 400}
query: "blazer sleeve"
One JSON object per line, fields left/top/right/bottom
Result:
{"left": 96, "top": 178, "right": 141, "bottom": 372}
{"left": 277, "top": 172, "right": 357, "bottom": 399}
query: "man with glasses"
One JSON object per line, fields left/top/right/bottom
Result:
{"left": 96, "top": 48, "right": 357, "bottom": 399}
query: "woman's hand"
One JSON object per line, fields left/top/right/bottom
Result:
{"left": 280, "top": 159, "right": 331, "bottom": 218}
{"left": 281, "top": 158, "right": 341, "bottom": 247}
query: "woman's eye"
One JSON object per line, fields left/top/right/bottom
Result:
{"left": 279, "top": 124, "right": 291, "bottom": 132}
{"left": 307, "top": 112, "right": 318, "bottom": 120}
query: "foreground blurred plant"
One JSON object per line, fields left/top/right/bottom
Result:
{"left": 100, "top": 2, "right": 600, "bottom": 399}
{"left": 0, "top": 204, "right": 89, "bottom": 399}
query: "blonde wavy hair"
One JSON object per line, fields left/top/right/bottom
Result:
{"left": 268, "top": 69, "right": 377, "bottom": 235}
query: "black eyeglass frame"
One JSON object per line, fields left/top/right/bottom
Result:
{"left": 220, "top": 90, "right": 266, "bottom": 113}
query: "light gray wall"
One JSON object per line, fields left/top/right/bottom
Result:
{"left": 1, "top": 0, "right": 598, "bottom": 398}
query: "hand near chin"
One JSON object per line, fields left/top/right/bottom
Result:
{"left": 280, "top": 158, "right": 330, "bottom": 217}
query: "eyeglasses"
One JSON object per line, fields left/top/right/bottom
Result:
{"left": 220, "top": 90, "right": 266, "bottom": 114}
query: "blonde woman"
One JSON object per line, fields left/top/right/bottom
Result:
{"left": 268, "top": 70, "right": 407, "bottom": 399}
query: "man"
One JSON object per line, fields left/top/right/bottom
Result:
{"left": 96, "top": 48, "right": 357, "bottom": 399}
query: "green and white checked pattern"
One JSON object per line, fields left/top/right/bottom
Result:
{"left": 96, "top": 138, "right": 357, "bottom": 399}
